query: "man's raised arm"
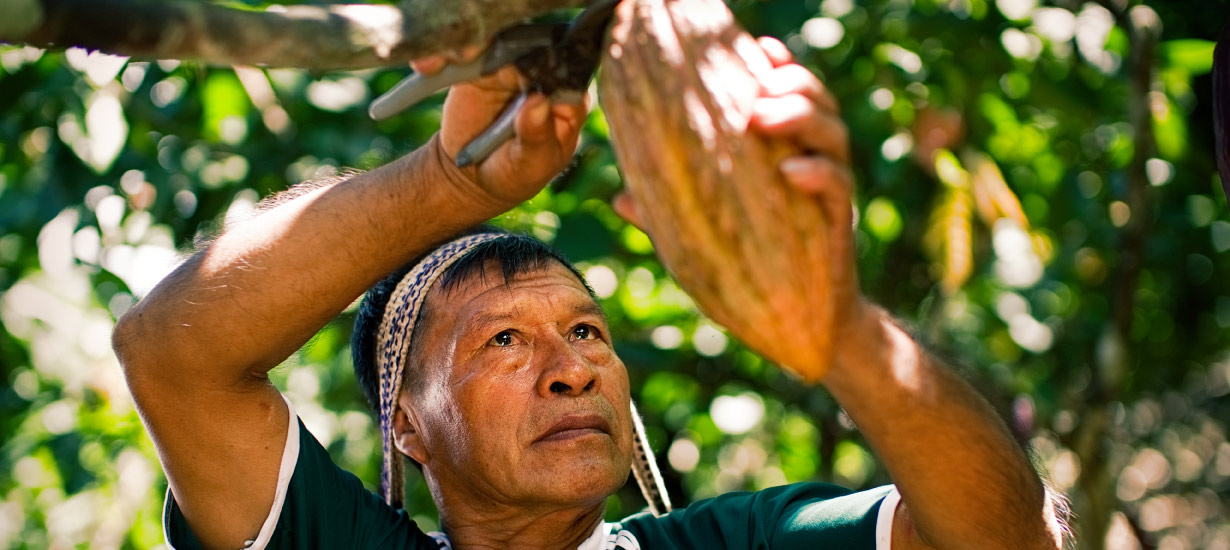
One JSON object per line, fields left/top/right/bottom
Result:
{"left": 617, "top": 37, "right": 1064, "bottom": 550}
{"left": 824, "top": 305, "right": 1065, "bottom": 550}
{"left": 744, "top": 40, "right": 1063, "bottom": 550}
{"left": 755, "top": 42, "right": 1064, "bottom": 550}
{"left": 111, "top": 64, "right": 587, "bottom": 549}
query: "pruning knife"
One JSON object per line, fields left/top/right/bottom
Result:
{"left": 368, "top": 0, "right": 618, "bottom": 167}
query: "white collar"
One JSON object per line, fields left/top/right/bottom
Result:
{"left": 426, "top": 522, "right": 614, "bottom": 550}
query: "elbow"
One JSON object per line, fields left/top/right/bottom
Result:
{"left": 112, "top": 303, "right": 156, "bottom": 382}
{"left": 112, "top": 302, "right": 179, "bottom": 405}
{"left": 1010, "top": 483, "right": 1070, "bottom": 550}
{"left": 111, "top": 307, "right": 137, "bottom": 367}
{"left": 1040, "top": 484, "right": 1072, "bottom": 550}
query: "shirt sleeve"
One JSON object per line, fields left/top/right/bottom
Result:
{"left": 162, "top": 396, "right": 437, "bottom": 550}
{"left": 617, "top": 482, "right": 899, "bottom": 550}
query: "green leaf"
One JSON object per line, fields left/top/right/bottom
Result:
{"left": 202, "top": 71, "right": 250, "bottom": 144}
{"left": 1154, "top": 92, "right": 1188, "bottom": 160}
{"left": 1163, "top": 39, "right": 1215, "bottom": 75}
{"left": 864, "top": 197, "right": 904, "bottom": 243}
{"left": 553, "top": 211, "right": 615, "bottom": 262}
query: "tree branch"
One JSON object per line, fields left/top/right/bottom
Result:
{"left": 2, "top": 0, "right": 587, "bottom": 71}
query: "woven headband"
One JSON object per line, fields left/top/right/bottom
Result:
{"left": 376, "top": 232, "right": 503, "bottom": 507}
{"left": 375, "top": 232, "right": 671, "bottom": 515}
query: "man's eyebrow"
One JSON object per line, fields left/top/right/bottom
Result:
{"left": 467, "top": 311, "right": 516, "bottom": 331}
{"left": 462, "top": 302, "right": 606, "bottom": 334}
{"left": 574, "top": 302, "right": 607, "bottom": 320}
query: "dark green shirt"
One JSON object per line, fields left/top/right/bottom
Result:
{"left": 164, "top": 406, "right": 897, "bottom": 549}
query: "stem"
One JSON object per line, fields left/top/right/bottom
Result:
{"left": 4, "top": 0, "right": 587, "bottom": 70}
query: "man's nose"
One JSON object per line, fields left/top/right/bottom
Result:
{"left": 537, "top": 338, "right": 599, "bottom": 397}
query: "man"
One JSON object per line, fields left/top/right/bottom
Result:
{"left": 112, "top": 35, "right": 1064, "bottom": 549}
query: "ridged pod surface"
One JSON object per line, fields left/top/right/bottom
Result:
{"left": 599, "top": 0, "right": 834, "bottom": 381}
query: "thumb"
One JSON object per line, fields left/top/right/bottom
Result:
{"left": 780, "top": 156, "right": 854, "bottom": 228}
{"left": 613, "top": 192, "right": 651, "bottom": 236}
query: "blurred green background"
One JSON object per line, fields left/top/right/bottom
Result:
{"left": 1, "top": 0, "right": 1227, "bottom": 548}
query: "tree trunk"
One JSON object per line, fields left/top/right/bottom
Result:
{"left": 1074, "top": 3, "right": 1161, "bottom": 549}
{"left": 599, "top": 0, "right": 835, "bottom": 381}
{"left": 2, "top": 0, "right": 585, "bottom": 70}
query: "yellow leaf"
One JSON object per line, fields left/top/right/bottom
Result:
{"left": 925, "top": 184, "right": 974, "bottom": 296}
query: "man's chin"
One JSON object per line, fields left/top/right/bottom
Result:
{"left": 522, "top": 452, "right": 630, "bottom": 503}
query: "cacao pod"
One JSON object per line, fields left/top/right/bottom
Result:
{"left": 600, "top": 0, "right": 836, "bottom": 381}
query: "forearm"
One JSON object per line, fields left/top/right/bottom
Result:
{"left": 823, "top": 304, "right": 1058, "bottom": 549}
{"left": 114, "top": 137, "right": 506, "bottom": 384}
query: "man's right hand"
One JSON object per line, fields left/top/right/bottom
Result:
{"left": 415, "top": 52, "right": 589, "bottom": 210}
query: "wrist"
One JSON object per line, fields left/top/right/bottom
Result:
{"left": 423, "top": 134, "right": 516, "bottom": 216}
{"left": 823, "top": 300, "right": 899, "bottom": 391}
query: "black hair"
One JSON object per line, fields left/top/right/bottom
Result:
{"left": 350, "top": 225, "right": 595, "bottom": 416}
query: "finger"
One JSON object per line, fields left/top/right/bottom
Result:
{"left": 781, "top": 156, "right": 850, "bottom": 194}
{"left": 550, "top": 100, "right": 589, "bottom": 148}
{"left": 413, "top": 42, "right": 487, "bottom": 73}
{"left": 438, "top": 67, "right": 532, "bottom": 165}
{"left": 780, "top": 156, "right": 854, "bottom": 224}
{"left": 451, "top": 44, "right": 485, "bottom": 64}
{"left": 441, "top": 65, "right": 521, "bottom": 122}
{"left": 465, "top": 64, "right": 524, "bottom": 93}
{"left": 410, "top": 56, "right": 448, "bottom": 75}
{"left": 612, "top": 192, "right": 650, "bottom": 234}
{"left": 476, "top": 93, "right": 560, "bottom": 186}
{"left": 752, "top": 95, "right": 850, "bottom": 162}
{"left": 760, "top": 64, "right": 839, "bottom": 114}
{"left": 757, "top": 36, "right": 793, "bottom": 67}
{"left": 514, "top": 93, "right": 555, "bottom": 145}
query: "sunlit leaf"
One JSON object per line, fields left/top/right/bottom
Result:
{"left": 202, "top": 71, "right": 250, "bottom": 144}
{"left": 1162, "top": 39, "right": 1215, "bottom": 76}
{"left": 1153, "top": 91, "right": 1189, "bottom": 160}
{"left": 864, "top": 197, "right": 903, "bottom": 243}
{"left": 924, "top": 168, "right": 974, "bottom": 296}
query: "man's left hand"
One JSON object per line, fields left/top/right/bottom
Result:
{"left": 746, "top": 37, "right": 870, "bottom": 346}
{"left": 613, "top": 37, "right": 873, "bottom": 369}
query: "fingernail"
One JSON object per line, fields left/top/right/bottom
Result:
{"left": 781, "top": 157, "right": 811, "bottom": 177}
{"left": 753, "top": 101, "right": 788, "bottom": 126}
{"left": 529, "top": 98, "right": 551, "bottom": 126}
{"left": 461, "top": 45, "right": 484, "bottom": 62}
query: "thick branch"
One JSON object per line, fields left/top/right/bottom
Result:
{"left": 2, "top": 0, "right": 586, "bottom": 70}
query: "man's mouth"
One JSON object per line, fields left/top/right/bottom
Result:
{"left": 537, "top": 414, "right": 611, "bottom": 442}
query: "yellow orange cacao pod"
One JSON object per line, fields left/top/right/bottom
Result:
{"left": 599, "top": 0, "right": 835, "bottom": 381}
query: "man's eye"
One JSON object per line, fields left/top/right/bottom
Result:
{"left": 491, "top": 331, "right": 514, "bottom": 347}
{"left": 572, "top": 324, "right": 598, "bottom": 340}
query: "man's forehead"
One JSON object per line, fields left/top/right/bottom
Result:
{"left": 429, "top": 260, "right": 603, "bottom": 321}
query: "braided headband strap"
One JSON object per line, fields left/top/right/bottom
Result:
{"left": 376, "top": 232, "right": 504, "bottom": 507}
{"left": 630, "top": 400, "right": 672, "bottom": 515}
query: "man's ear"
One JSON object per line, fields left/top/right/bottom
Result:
{"left": 392, "top": 392, "right": 430, "bottom": 465}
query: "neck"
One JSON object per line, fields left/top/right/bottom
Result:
{"left": 437, "top": 501, "right": 606, "bottom": 550}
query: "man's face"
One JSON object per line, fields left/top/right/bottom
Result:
{"left": 402, "top": 260, "right": 633, "bottom": 511}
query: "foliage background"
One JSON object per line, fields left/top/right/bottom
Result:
{"left": 1, "top": 0, "right": 1227, "bottom": 548}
